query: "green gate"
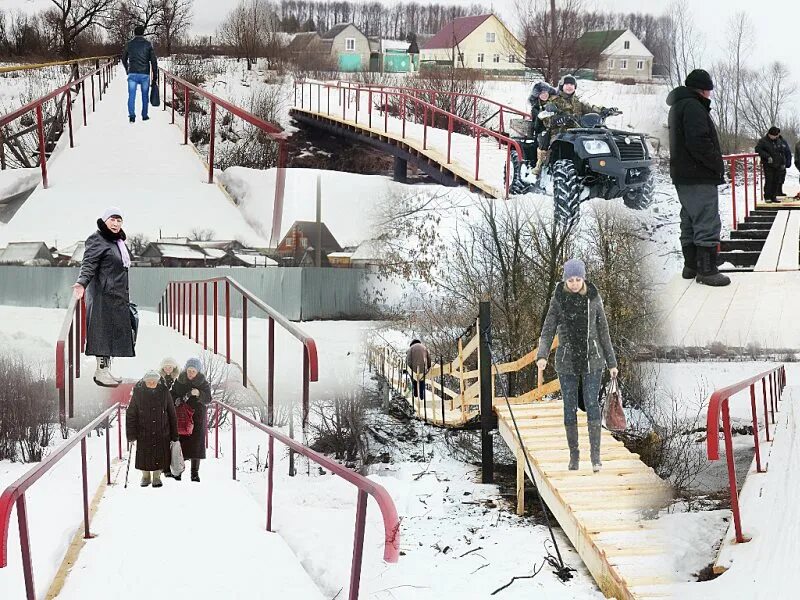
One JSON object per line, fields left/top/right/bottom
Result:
{"left": 338, "top": 54, "right": 362, "bottom": 72}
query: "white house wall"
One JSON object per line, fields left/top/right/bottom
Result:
{"left": 421, "top": 15, "right": 524, "bottom": 72}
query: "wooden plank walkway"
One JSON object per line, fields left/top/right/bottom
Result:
{"left": 657, "top": 273, "right": 800, "bottom": 348}
{"left": 754, "top": 211, "right": 789, "bottom": 271}
{"left": 495, "top": 401, "right": 675, "bottom": 600}
{"left": 777, "top": 211, "right": 800, "bottom": 271}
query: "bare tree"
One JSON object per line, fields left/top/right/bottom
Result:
{"left": 726, "top": 12, "right": 752, "bottom": 152}
{"left": 663, "top": 0, "right": 705, "bottom": 89}
{"left": 218, "top": 0, "right": 278, "bottom": 71}
{"left": 155, "top": 0, "right": 192, "bottom": 55}
{"left": 740, "top": 61, "right": 797, "bottom": 138}
{"left": 46, "top": 0, "right": 116, "bottom": 57}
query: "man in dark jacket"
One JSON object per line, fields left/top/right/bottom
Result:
{"left": 755, "top": 127, "right": 787, "bottom": 202}
{"left": 121, "top": 25, "right": 158, "bottom": 123}
{"left": 406, "top": 339, "right": 432, "bottom": 402}
{"left": 778, "top": 135, "right": 792, "bottom": 197}
{"left": 667, "top": 68, "right": 729, "bottom": 287}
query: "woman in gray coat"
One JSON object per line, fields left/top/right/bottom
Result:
{"left": 536, "top": 259, "right": 618, "bottom": 473}
{"left": 72, "top": 207, "right": 134, "bottom": 387}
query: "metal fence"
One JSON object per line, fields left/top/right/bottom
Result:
{"left": 0, "top": 266, "right": 369, "bottom": 320}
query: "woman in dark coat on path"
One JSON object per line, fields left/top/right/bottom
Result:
{"left": 126, "top": 369, "right": 178, "bottom": 488}
{"left": 171, "top": 357, "right": 212, "bottom": 482}
{"left": 536, "top": 259, "right": 618, "bottom": 473}
{"left": 72, "top": 207, "right": 134, "bottom": 387}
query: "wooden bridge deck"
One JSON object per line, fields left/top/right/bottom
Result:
{"left": 495, "top": 401, "right": 676, "bottom": 600}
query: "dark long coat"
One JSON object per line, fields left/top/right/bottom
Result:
{"left": 171, "top": 371, "right": 212, "bottom": 459}
{"left": 666, "top": 86, "right": 725, "bottom": 186}
{"left": 126, "top": 381, "right": 178, "bottom": 472}
{"left": 537, "top": 282, "right": 618, "bottom": 375}
{"left": 755, "top": 135, "right": 787, "bottom": 172}
{"left": 77, "top": 220, "right": 134, "bottom": 357}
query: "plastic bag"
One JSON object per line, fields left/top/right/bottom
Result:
{"left": 603, "top": 378, "right": 626, "bottom": 431}
{"left": 170, "top": 441, "right": 185, "bottom": 476}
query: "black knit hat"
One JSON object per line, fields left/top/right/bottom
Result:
{"left": 561, "top": 74, "right": 577, "bottom": 88}
{"left": 768, "top": 126, "right": 781, "bottom": 136}
{"left": 685, "top": 69, "right": 714, "bottom": 91}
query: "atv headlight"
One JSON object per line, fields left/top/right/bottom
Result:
{"left": 582, "top": 140, "right": 612, "bottom": 155}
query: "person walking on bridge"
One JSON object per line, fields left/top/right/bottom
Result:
{"left": 536, "top": 259, "right": 618, "bottom": 473}
{"left": 667, "top": 69, "right": 730, "bottom": 287}
{"left": 122, "top": 25, "right": 158, "bottom": 123}
{"left": 126, "top": 369, "right": 178, "bottom": 488}
{"left": 406, "top": 339, "right": 432, "bottom": 403}
{"left": 171, "top": 358, "right": 212, "bottom": 482}
{"left": 72, "top": 207, "right": 134, "bottom": 387}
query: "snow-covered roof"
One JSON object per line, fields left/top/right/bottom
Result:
{"left": 233, "top": 253, "right": 277, "bottom": 266}
{"left": 157, "top": 237, "right": 191, "bottom": 244}
{"left": 350, "top": 240, "right": 382, "bottom": 262}
{"left": 150, "top": 243, "right": 208, "bottom": 260}
{"left": 327, "top": 252, "right": 354, "bottom": 259}
{"left": 381, "top": 39, "right": 411, "bottom": 53}
{"left": 203, "top": 248, "right": 228, "bottom": 259}
{"left": 70, "top": 242, "right": 85, "bottom": 263}
{"left": 0, "top": 241, "right": 52, "bottom": 264}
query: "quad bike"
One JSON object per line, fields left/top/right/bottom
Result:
{"left": 506, "top": 105, "right": 655, "bottom": 227}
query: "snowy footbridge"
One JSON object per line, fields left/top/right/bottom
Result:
{"left": 290, "top": 81, "right": 528, "bottom": 199}
{"left": 0, "top": 276, "right": 400, "bottom": 600}
{"left": 0, "top": 58, "right": 289, "bottom": 248}
{"left": 370, "top": 319, "right": 676, "bottom": 599}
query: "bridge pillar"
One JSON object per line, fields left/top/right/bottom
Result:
{"left": 479, "top": 298, "right": 494, "bottom": 484}
{"left": 393, "top": 156, "right": 408, "bottom": 183}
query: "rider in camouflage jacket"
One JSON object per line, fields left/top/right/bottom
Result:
{"left": 544, "top": 74, "right": 610, "bottom": 137}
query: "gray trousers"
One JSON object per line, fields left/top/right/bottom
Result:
{"left": 559, "top": 371, "right": 603, "bottom": 425}
{"left": 675, "top": 184, "right": 722, "bottom": 247}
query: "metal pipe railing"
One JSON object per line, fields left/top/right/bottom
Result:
{"left": 723, "top": 153, "right": 761, "bottom": 230}
{"left": 55, "top": 295, "right": 87, "bottom": 426}
{"left": 706, "top": 365, "right": 786, "bottom": 543}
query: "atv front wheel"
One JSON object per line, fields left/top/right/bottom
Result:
{"left": 505, "top": 148, "right": 534, "bottom": 195}
{"left": 552, "top": 159, "right": 582, "bottom": 227}
{"left": 622, "top": 174, "right": 655, "bottom": 210}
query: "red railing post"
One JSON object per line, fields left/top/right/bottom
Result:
{"left": 242, "top": 297, "right": 248, "bottom": 388}
{"left": 475, "top": 127, "right": 481, "bottom": 180}
{"left": 225, "top": 280, "right": 231, "bottom": 364}
{"left": 188, "top": 282, "right": 193, "bottom": 339}
{"left": 195, "top": 283, "right": 199, "bottom": 344}
{"left": 302, "top": 349, "right": 310, "bottom": 440}
{"left": 118, "top": 404, "right": 122, "bottom": 459}
{"left": 384, "top": 92, "right": 388, "bottom": 133}
{"left": 749, "top": 384, "right": 763, "bottom": 473}
{"left": 213, "top": 280, "right": 218, "bottom": 354}
{"left": 744, "top": 157, "right": 749, "bottom": 218}
{"left": 203, "top": 282, "right": 208, "bottom": 350}
{"left": 447, "top": 115, "right": 452, "bottom": 164}
{"left": 368, "top": 89, "right": 372, "bottom": 128}
{"left": 105, "top": 415, "right": 111, "bottom": 485}
{"left": 347, "top": 490, "right": 369, "bottom": 600}
{"left": 730, "top": 158, "right": 737, "bottom": 229}
{"left": 17, "top": 495, "right": 34, "bottom": 600}
{"left": 423, "top": 106, "right": 427, "bottom": 150}
{"left": 473, "top": 96, "right": 477, "bottom": 133}
{"left": 401, "top": 95, "right": 406, "bottom": 138}
{"left": 81, "top": 81, "right": 87, "bottom": 126}
{"left": 232, "top": 412, "right": 237, "bottom": 481}
{"left": 163, "top": 71, "right": 167, "bottom": 112}
{"left": 80, "top": 438, "right": 91, "bottom": 539}
{"left": 214, "top": 402, "right": 220, "bottom": 459}
{"left": 268, "top": 317, "right": 275, "bottom": 425}
{"left": 722, "top": 402, "right": 745, "bottom": 543}
{"left": 68, "top": 323, "right": 74, "bottom": 418}
{"left": 74, "top": 306, "right": 81, "bottom": 380}
{"left": 505, "top": 144, "right": 512, "bottom": 199}
{"left": 35, "top": 104, "right": 48, "bottom": 189}
{"left": 762, "top": 378, "right": 771, "bottom": 441}
{"left": 91, "top": 74, "right": 96, "bottom": 112}
{"left": 208, "top": 102, "right": 217, "bottom": 184}
{"left": 266, "top": 434, "right": 275, "bottom": 531}
{"left": 769, "top": 373, "right": 776, "bottom": 423}
{"left": 171, "top": 77, "right": 176, "bottom": 124}
{"left": 66, "top": 89, "right": 74, "bottom": 148}
{"left": 184, "top": 85, "right": 190, "bottom": 145}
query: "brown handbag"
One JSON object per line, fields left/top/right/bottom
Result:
{"left": 603, "top": 377, "right": 627, "bottom": 431}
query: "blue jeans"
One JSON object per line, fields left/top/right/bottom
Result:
{"left": 127, "top": 73, "right": 150, "bottom": 118}
{"left": 558, "top": 371, "right": 602, "bottom": 425}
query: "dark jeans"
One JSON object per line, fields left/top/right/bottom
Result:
{"left": 763, "top": 167, "right": 786, "bottom": 199}
{"left": 675, "top": 183, "right": 722, "bottom": 247}
{"left": 559, "top": 371, "right": 602, "bottom": 425}
{"left": 411, "top": 375, "right": 426, "bottom": 401}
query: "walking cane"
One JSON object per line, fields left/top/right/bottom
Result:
{"left": 124, "top": 441, "right": 135, "bottom": 489}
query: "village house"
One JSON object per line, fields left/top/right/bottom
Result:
{"left": 575, "top": 29, "right": 654, "bottom": 82}
{"left": 277, "top": 221, "right": 342, "bottom": 267}
{"left": 0, "top": 242, "right": 53, "bottom": 266}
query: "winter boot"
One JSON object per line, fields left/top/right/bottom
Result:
{"left": 695, "top": 246, "right": 731, "bottom": 287}
{"left": 532, "top": 149, "right": 549, "bottom": 176}
{"left": 140, "top": 471, "right": 151, "bottom": 487}
{"left": 565, "top": 424, "right": 580, "bottom": 470}
{"left": 191, "top": 459, "right": 200, "bottom": 482}
{"left": 142, "top": 115, "right": 150, "bottom": 121}
{"left": 152, "top": 470, "right": 163, "bottom": 488}
{"left": 588, "top": 421, "right": 603, "bottom": 473}
{"left": 93, "top": 357, "right": 120, "bottom": 388}
{"left": 129, "top": 115, "right": 135, "bottom": 123}
{"left": 107, "top": 358, "right": 122, "bottom": 384}
{"left": 681, "top": 244, "right": 697, "bottom": 279}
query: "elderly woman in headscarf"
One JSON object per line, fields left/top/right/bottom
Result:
{"left": 71, "top": 207, "right": 134, "bottom": 387}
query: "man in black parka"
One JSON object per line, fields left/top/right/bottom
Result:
{"left": 122, "top": 25, "right": 158, "bottom": 123}
{"left": 667, "top": 69, "right": 730, "bottom": 287}
{"left": 755, "top": 127, "right": 788, "bottom": 202}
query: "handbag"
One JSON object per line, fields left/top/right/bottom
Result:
{"left": 170, "top": 441, "right": 185, "bottom": 476}
{"left": 176, "top": 401, "right": 195, "bottom": 436}
{"left": 603, "top": 377, "right": 627, "bottom": 431}
{"left": 129, "top": 303, "right": 139, "bottom": 346}
{"left": 150, "top": 81, "right": 160, "bottom": 107}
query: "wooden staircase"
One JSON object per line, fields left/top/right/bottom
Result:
{"left": 721, "top": 207, "right": 800, "bottom": 272}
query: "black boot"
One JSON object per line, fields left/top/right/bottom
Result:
{"left": 681, "top": 244, "right": 697, "bottom": 279}
{"left": 565, "top": 424, "right": 579, "bottom": 470}
{"left": 695, "top": 246, "right": 731, "bottom": 287}
{"left": 191, "top": 459, "right": 200, "bottom": 482}
{"left": 588, "top": 421, "right": 602, "bottom": 473}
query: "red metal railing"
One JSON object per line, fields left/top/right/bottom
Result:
{"left": 214, "top": 399, "right": 400, "bottom": 599}
{"left": 706, "top": 365, "right": 786, "bottom": 543}
{"left": 0, "top": 58, "right": 117, "bottom": 184}
{"left": 55, "top": 294, "right": 87, "bottom": 426}
{"left": 157, "top": 276, "right": 318, "bottom": 473}
{"left": 723, "top": 153, "right": 761, "bottom": 230}
{"left": 330, "top": 80, "right": 531, "bottom": 133}
{"left": 0, "top": 403, "right": 124, "bottom": 600}
{"left": 160, "top": 70, "right": 289, "bottom": 246}
{"left": 293, "top": 80, "right": 524, "bottom": 199}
